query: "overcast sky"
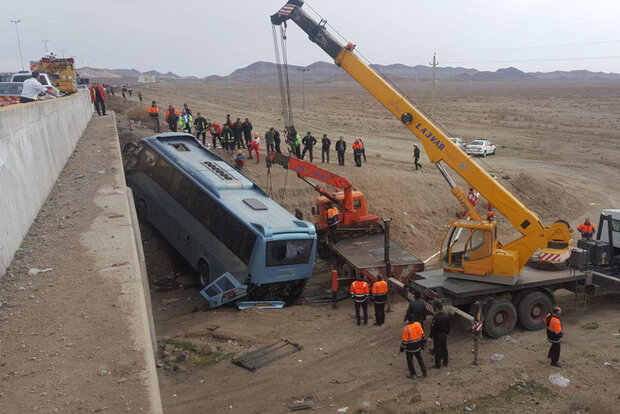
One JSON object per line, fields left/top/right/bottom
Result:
{"left": 2, "top": 0, "right": 620, "bottom": 76}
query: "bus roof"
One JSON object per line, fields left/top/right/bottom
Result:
{"left": 143, "top": 133, "right": 314, "bottom": 237}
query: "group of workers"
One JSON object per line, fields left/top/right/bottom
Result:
{"left": 284, "top": 128, "right": 367, "bottom": 167}
{"left": 349, "top": 274, "right": 565, "bottom": 379}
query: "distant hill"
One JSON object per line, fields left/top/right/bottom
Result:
{"left": 224, "top": 61, "right": 620, "bottom": 83}
{"left": 77, "top": 67, "right": 181, "bottom": 80}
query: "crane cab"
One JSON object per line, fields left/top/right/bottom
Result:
{"left": 441, "top": 219, "right": 520, "bottom": 285}
{"left": 313, "top": 191, "right": 374, "bottom": 231}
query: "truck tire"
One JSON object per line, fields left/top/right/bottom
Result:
{"left": 517, "top": 291, "right": 552, "bottom": 331}
{"left": 483, "top": 299, "right": 517, "bottom": 338}
{"left": 136, "top": 200, "right": 148, "bottom": 223}
{"left": 197, "top": 262, "right": 211, "bottom": 288}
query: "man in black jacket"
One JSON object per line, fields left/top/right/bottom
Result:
{"left": 430, "top": 300, "right": 450, "bottom": 368}
{"left": 194, "top": 112, "right": 208, "bottom": 145}
{"left": 274, "top": 129, "right": 282, "bottom": 154}
{"left": 242, "top": 118, "right": 253, "bottom": 148}
{"left": 321, "top": 134, "right": 331, "bottom": 163}
{"left": 301, "top": 131, "right": 317, "bottom": 162}
{"left": 404, "top": 291, "right": 432, "bottom": 325}
{"left": 232, "top": 118, "right": 245, "bottom": 149}
{"left": 335, "top": 136, "right": 346, "bottom": 166}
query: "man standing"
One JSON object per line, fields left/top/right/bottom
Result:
{"left": 359, "top": 138, "right": 366, "bottom": 162}
{"left": 242, "top": 118, "right": 253, "bottom": 148}
{"left": 183, "top": 103, "right": 192, "bottom": 116}
{"left": 274, "top": 129, "right": 282, "bottom": 154}
{"left": 20, "top": 71, "right": 54, "bottom": 103}
{"left": 194, "top": 112, "right": 208, "bottom": 145}
{"left": 224, "top": 114, "right": 233, "bottom": 128}
{"left": 180, "top": 109, "right": 193, "bottom": 134}
{"left": 413, "top": 144, "right": 422, "bottom": 170}
{"left": 335, "top": 136, "right": 346, "bottom": 166}
{"left": 208, "top": 121, "right": 222, "bottom": 149}
{"left": 326, "top": 203, "right": 340, "bottom": 244}
{"left": 128, "top": 87, "right": 133, "bottom": 97}
{"left": 321, "top": 134, "right": 331, "bottom": 163}
{"left": 545, "top": 306, "right": 563, "bottom": 367}
{"left": 147, "top": 101, "right": 161, "bottom": 133}
{"left": 294, "top": 129, "right": 302, "bottom": 158}
{"left": 137, "top": 91, "right": 143, "bottom": 102}
{"left": 430, "top": 301, "right": 450, "bottom": 369}
{"left": 265, "top": 127, "right": 276, "bottom": 155}
{"left": 400, "top": 316, "right": 427, "bottom": 379}
{"left": 232, "top": 118, "right": 245, "bottom": 149}
{"left": 222, "top": 124, "right": 234, "bottom": 155}
{"left": 464, "top": 187, "right": 479, "bottom": 217}
{"left": 165, "top": 105, "right": 180, "bottom": 132}
{"left": 404, "top": 291, "right": 432, "bottom": 326}
{"left": 353, "top": 139, "right": 363, "bottom": 167}
{"left": 301, "top": 131, "right": 317, "bottom": 161}
{"left": 248, "top": 133, "right": 261, "bottom": 163}
{"left": 89, "top": 83, "right": 107, "bottom": 116}
{"left": 349, "top": 275, "right": 369, "bottom": 326}
{"left": 577, "top": 218, "right": 595, "bottom": 240}
{"left": 371, "top": 279, "right": 388, "bottom": 325}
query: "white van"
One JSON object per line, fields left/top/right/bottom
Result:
{"left": 10, "top": 72, "right": 60, "bottom": 97}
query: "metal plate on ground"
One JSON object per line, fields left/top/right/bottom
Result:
{"left": 232, "top": 340, "right": 303, "bottom": 372}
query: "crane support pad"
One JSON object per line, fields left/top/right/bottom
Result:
{"left": 232, "top": 340, "right": 303, "bottom": 372}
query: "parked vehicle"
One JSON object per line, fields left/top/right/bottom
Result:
{"left": 123, "top": 134, "right": 317, "bottom": 308}
{"left": 77, "top": 84, "right": 89, "bottom": 92}
{"left": 0, "top": 82, "right": 23, "bottom": 107}
{"left": 10, "top": 71, "right": 60, "bottom": 97}
{"left": 449, "top": 137, "right": 467, "bottom": 151}
{"left": 466, "top": 139, "right": 496, "bottom": 156}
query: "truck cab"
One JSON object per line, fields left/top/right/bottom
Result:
{"left": 314, "top": 191, "right": 370, "bottom": 231}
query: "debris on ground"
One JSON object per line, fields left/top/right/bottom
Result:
{"left": 232, "top": 340, "right": 303, "bottom": 372}
{"left": 548, "top": 373, "right": 570, "bottom": 388}
{"left": 490, "top": 354, "right": 504, "bottom": 362}
{"left": 288, "top": 396, "right": 318, "bottom": 411}
{"left": 336, "top": 407, "right": 348, "bottom": 413}
{"left": 28, "top": 268, "right": 53, "bottom": 276}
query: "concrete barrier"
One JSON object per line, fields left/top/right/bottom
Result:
{"left": 0, "top": 92, "right": 92, "bottom": 275}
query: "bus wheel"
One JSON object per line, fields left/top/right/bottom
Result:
{"left": 197, "top": 262, "right": 211, "bottom": 288}
{"left": 517, "top": 291, "right": 552, "bottom": 331}
{"left": 483, "top": 299, "right": 517, "bottom": 338}
{"left": 136, "top": 200, "right": 148, "bottom": 223}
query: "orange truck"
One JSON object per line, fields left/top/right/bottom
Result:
{"left": 30, "top": 56, "right": 77, "bottom": 94}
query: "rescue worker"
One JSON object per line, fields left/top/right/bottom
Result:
{"left": 147, "top": 101, "right": 161, "bottom": 133}
{"left": 165, "top": 105, "right": 180, "bottom": 132}
{"left": 179, "top": 109, "right": 193, "bottom": 134}
{"left": 545, "top": 306, "right": 563, "bottom": 367}
{"left": 335, "top": 136, "right": 346, "bottom": 166}
{"left": 89, "top": 83, "right": 107, "bottom": 116}
{"left": 233, "top": 149, "right": 246, "bottom": 170}
{"left": 221, "top": 124, "right": 234, "bottom": 155}
{"left": 400, "top": 315, "right": 427, "bottom": 379}
{"left": 371, "top": 279, "right": 388, "bottom": 325}
{"left": 321, "top": 133, "right": 331, "bottom": 163}
{"left": 350, "top": 274, "right": 369, "bottom": 326}
{"left": 577, "top": 218, "right": 595, "bottom": 240}
{"left": 224, "top": 114, "right": 233, "bottom": 128}
{"left": 359, "top": 138, "right": 366, "bottom": 162}
{"left": 265, "top": 127, "right": 276, "bottom": 155}
{"left": 301, "top": 131, "right": 317, "bottom": 162}
{"left": 194, "top": 112, "right": 207, "bottom": 145}
{"left": 248, "top": 132, "right": 261, "bottom": 163}
{"left": 326, "top": 203, "right": 340, "bottom": 244}
{"left": 404, "top": 291, "right": 432, "bottom": 326}
{"left": 274, "top": 128, "right": 282, "bottom": 154}
{"left": 353, "top": 139, "right": 363, "bottom": 167}
{"left": 232, "top": 118, "right": 245, "bottom": 149}
{"left": 413, "top": 144, "right": 422, "bottom": 170}
{"left": 288, "top": 127, "right": 302, "bottom": 158}
{"left": 208, "top": 121, "right": 222, "bottom": 149}
{"left": 242, "top": 118, "right": 253, "bottom": 148}
{"left": 430, "top": 300, "right": 450, "bottom": 369}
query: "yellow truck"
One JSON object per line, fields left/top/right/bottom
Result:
{"left": 30, "top": 56, "right": 77, "bottom": 94}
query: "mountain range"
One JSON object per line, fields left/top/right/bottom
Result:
{"left": 78, "top": 61, "right": 620, "bottom": 82}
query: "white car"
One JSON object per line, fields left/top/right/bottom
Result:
{"left": 466, "top": 140, "right": 496, "bottom": 156}
{"left": 449, "top": 137, "right": 466, "bottom": 151}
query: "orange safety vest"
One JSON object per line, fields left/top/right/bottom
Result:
{"left": 372, "top": 280, "right": 388, "bottom": 295}
{"left": 401, "top": 322, "right": 425, "bottom": 352}
{"left": 148, "top": 106, "right": 159, "bottom": 117}
{"left": 350, "top": 280, "right": 369, "bottom": 302}
{"left": 577, "top": 222, "right": 595, "bottom": 234}
{"left": 545, "top": 313, "right": 563, "bottom": 343}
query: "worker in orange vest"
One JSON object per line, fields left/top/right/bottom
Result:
{"left": 371, "top": 279, "right": 389, "bottom": 325}
{"left": 147, "top": 101, "right": 161, "bottom": 133}
{"left": 577, "top": 218, "right": 595, "bottom": 240}
{"left": 165, "top": 105, "right": 180, "bottom": 132}
{"left": 326, "top": 203, "right": 340, "bottom": 243}
{"left": 350, "top": 275, "right": 369, "bottom": 326}
{"left": 545, "top": 306, "right": 563, "bottom": 367}
{"left": 400, "top": 315, "right": 427, "bottom": 379}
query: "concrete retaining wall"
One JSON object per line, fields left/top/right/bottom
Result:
{"left": 0, "top": 93, "right": 92, "bottom": 276}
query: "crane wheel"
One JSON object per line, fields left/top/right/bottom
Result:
{"left": 517, "top": 291, "right": 552, "bottom": 331}
{"left": 483, "top": 299, "right": 517, "bottom": 338}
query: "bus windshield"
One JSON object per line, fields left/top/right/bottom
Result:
{"left": 266, "top": 239, "right": 313, "bottom": 267}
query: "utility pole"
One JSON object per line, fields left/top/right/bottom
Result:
{"left": 429, "top": 53, "right": 439, "bottom": 119}
{"left": 42, "top": 39, "right": 49, "bottom": 53}
{"left": 10, "top": 19, "right": 24, "bottom": 71}
{"left": 297, "top": 66, "right": 310, "bottom": 116}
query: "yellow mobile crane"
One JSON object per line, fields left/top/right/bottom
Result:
{"left": 270, "top": 1, "right": 572, "bottom": 285}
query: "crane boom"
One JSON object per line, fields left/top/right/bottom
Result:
{"left": 271, "top": 1, "right": 572, "bottom": 281}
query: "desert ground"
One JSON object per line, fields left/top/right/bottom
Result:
{"left": 108, "top": 78, "right": 620, "bottom": 413}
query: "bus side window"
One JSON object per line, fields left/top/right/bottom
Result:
{"left": 168, "top": 171, "right": 192, "bottom": 206}
{"left": 152, "top": 157, "right": 174, "bottom": 191}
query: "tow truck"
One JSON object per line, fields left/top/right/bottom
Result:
{"left": 266, "top": 152, "right": 423, "bottom": 283}
{"left": 270, "top": 1, "right": 619, "bottom": 337}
